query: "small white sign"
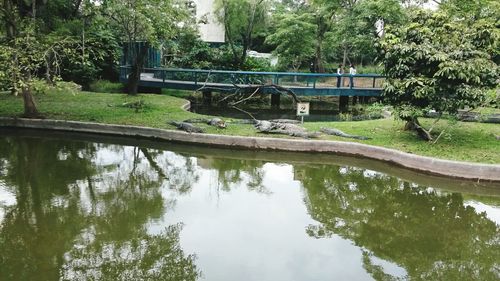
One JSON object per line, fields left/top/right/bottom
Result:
{"left": 297, "top": 102, "right": 310, "bottom": 116}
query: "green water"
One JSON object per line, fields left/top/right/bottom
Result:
{"left": 0, "top": 129, "right": 499, "bottom": 281}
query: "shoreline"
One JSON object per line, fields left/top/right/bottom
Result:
{"left": 1, "top": 117, "right": 499, "bottom": 183}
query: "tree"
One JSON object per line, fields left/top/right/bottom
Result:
{"left": 265, "top": 13, "right": 316, "bottom": 72}
{"left": 0, "top": 0, "right": 83, "bottom": 117}
{"left": 379, "top": 10, "right": 499, "bottom": 141}
{"left": 215, "top": 0, "right": 269, "bottom": 69}
{"left": 102, "top": 0, "right": 190, "bottom": 94}
{"left": 317, "top": 0, "right": 405, "bottom": 68}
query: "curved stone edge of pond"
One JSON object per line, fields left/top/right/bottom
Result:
{"left": 1, "top": 117, "right": 499, "bottom": 182}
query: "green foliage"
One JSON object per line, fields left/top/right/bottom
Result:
{"left": 379, "top": 10, "right": 499, "bottom": 120}
{"left": 31, "top": 79, "right": 82, "bottom": 95}
{"left": 364, "top": 102, "right": 388, "bottom": 117}
{"left": 0, "top": 24, "right": 81, "bottom": 95}
{"left": 242, "top": 56, "right": 272, "bottom": 71}
{"left": 0, "top": 47, "right": 10, "bottom": 91}
{"left": 60, "top": 28, "right": 121, "bottom": 86}
{"left": 166, "top": 38, "right": 217, "bottom": 69}
{"left": 320, "top": 0, "right": 406, "bottom": 67}
{"left": 215, "top": 0, "right": 270, "bottom": 67}
{"left": 485, "top": 88, "right": 499, "bottom": 108}
{"left": 265, "top": 13, "right": 316, "bottom": 72}
{"left": 103, "top": 0, "right": 190, "bottom": 48}
{"left": 89, "top": 80, "right": 124, "bottom": 93}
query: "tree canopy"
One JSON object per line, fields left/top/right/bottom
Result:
{"left": 379, "top": 9, "right": 499, "bottom": 140}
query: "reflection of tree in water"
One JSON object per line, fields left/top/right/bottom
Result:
{"left": 0, "top": 136, "right": 200, "bottom": 281}
{"left": 298, "top": 164, "right": 500, "bottom": 280}
{"left": 61, "top": 223, "right": 200, "bottom": 281}
{"left": 0, "top": 137, "right": 95, "bottom": 280}
{"left": 165, "top": 152, "right": 200, "bottom": 193}
{"left": 199, "top": 156, "right": 268, "bottom": 194}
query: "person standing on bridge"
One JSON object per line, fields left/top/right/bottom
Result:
{"left": 336, "top": 64, "right": 343, "bottom": 88}
{"left": 349, "top": 64, "right": 357, "bottom": 87}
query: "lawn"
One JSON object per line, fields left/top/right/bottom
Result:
{"left": 0, "top": 91, "right": 499, "bottom": 164}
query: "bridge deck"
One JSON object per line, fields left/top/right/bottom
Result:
{"left": 119, "top": 67, "right": 385, "bottom": 97}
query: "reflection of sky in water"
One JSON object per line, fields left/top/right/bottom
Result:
{"left": 0, "top": 180, "right": 17, "bottom": 225}
{"left": 465, "top": 201, "right": 500, "bottom": 226}
{"left": 370, "top": 256, "right": 407, "bottom": 279}
{"left": 150, "top": 163, "right": 406, "bottom": 281}
{"left": 1, "top": 137, "right": 499, "bottom": 281}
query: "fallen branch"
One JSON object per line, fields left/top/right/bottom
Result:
{"left": 231, "top": 106, "right": 258, "bottom": 121}
{"left": 199, "top": 83, "right": 301, "bottom": 105}
{"left": 229, "top": 87, "right": 261, "bottom": 106}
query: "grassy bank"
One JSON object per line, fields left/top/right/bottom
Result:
{"left": 0, "top": 91, "right": 499, "bottom": 163}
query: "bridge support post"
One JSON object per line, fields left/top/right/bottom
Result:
{"left": 352, "top": 96, "right": 358, "bottom": 105}
{"left": 339, "top": 96, "right": 349, "bottom": 112}
{"left": 271, "top": 94, "right": 281, "bottom": 108}
{"left": 202, "top": 91, "right": 212, "bottom": 106}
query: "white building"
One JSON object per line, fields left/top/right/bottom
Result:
{"left": 193, "top": 0, "right": 225, "bottom": 43}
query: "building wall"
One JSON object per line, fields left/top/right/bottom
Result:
{"left": 194, "top": 0, "right": 225, "bottom": 43}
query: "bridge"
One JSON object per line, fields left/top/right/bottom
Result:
{"left": 119, "top": 66, "right": 385, "bottom": 109}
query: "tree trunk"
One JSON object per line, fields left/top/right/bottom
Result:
{"left": 313, "top": 11, "right": 328, "bottom": 73}
{"left": 237, "top": 0, "right": 264, "bottom": 69}
{"left": 404, "top": 117, "right": 433, "bottom": 141}
{"left": 315, "top": 42, "right": 325, "bottom": 73}
{"left": 127, "top": 43, "right": 149, "bottom": 95}
{"left": 22, "top": 79, "right": 39, "bottom": 118}
{"left": 239, "top": 41, "right": 248, "bottom": 69}
{"left": 3, "top": 0, "right": 19, "bottom": 95}
{"left": 342, "top": 46, "right": 348, "bottom": 69}
{"left": 315, "top": 38, "right": 324, "bottom": 73}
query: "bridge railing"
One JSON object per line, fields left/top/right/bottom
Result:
{"left": 119, "top": 66, "right": 385, "bottom": 90}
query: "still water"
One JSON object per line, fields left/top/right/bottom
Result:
{"left": 0, "top": 129, "right": 499, "bottom": 281}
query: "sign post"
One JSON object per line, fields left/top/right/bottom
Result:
{"left": 296, "top": 102, "right": 310, "bottom": 124}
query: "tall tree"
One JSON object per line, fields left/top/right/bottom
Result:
{"left": 265, "top": 13, "right": 316, "bottom": 73}
{"left": 102, "top": 0, "right": 190, "bottom": 94}
{"left": 379, "top": 10, "right": 499, "bottom": 141}
{"left": 0, "top": 0, "right": 80, "bottom": 117}
{"left": 215, "top": 0, "right": 269, "bottom": 69}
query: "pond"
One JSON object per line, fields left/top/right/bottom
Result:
{"left": 0, "top": 129, "right": 499, "bottom": 281}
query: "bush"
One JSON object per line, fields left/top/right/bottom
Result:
{"left": 242, "top": 56, "right": 272, "bottom": 72}
{"left": 31, "top": 79, "right": 81, "bottom": 95}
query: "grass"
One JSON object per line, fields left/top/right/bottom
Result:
{"left": 161, "top": 88, "right": 195, "bottom": 98}
{"left": 472, "top": 107, "right": 500, "bottom": 115}
{"left": 88, "top": 80, "right": 124, "bottom": 93}
{"left": 0, "top": 91, "right": 499, "bottom": 164}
